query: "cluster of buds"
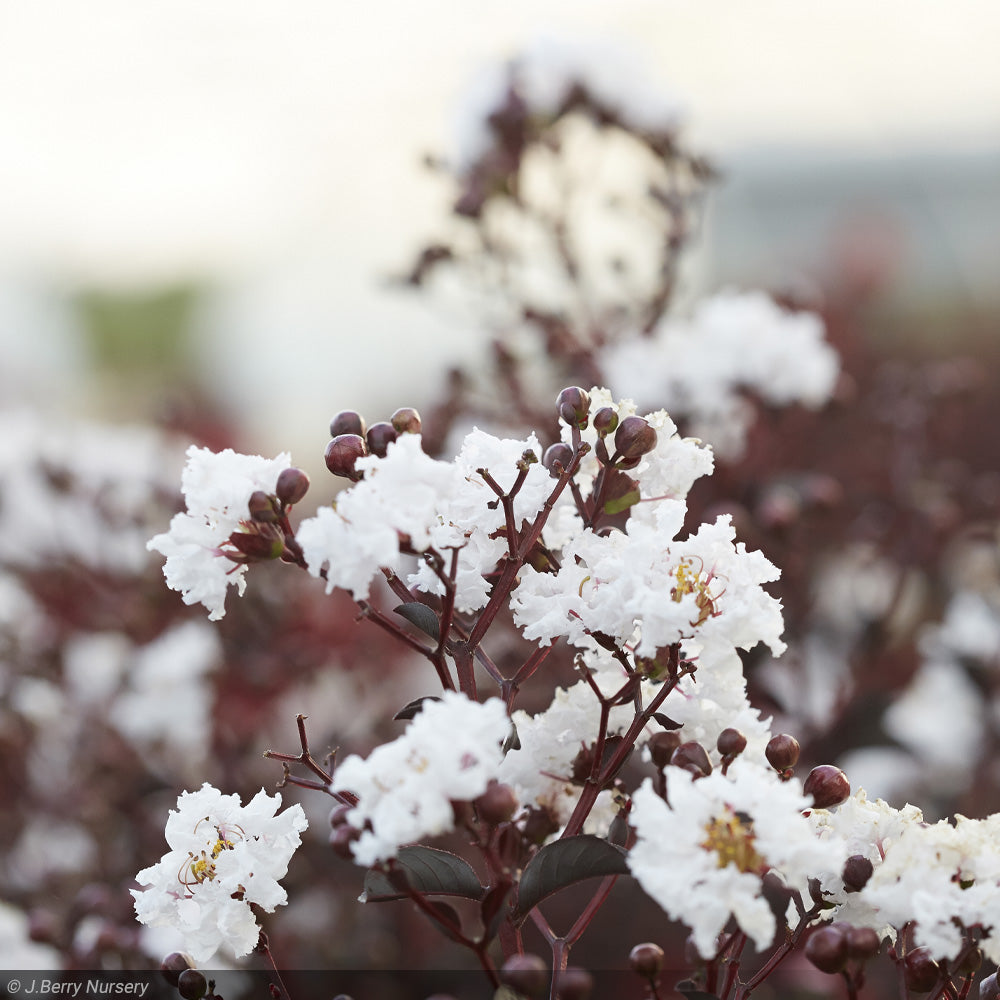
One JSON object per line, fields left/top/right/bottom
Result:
{"left": 324, "top": 407, "right": 423, "bottom": 480}
{"left": 222, "top": 465, "right": 310, "bottom": 566}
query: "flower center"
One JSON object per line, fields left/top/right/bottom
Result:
{"left": 700, "top": 809, "right": 765, "bottom": 873}
{"left": 179, "top": 820, "right": 245, "bottom": 888}
{"left": 671, "top": 558, "right": 717, "bottom": 627}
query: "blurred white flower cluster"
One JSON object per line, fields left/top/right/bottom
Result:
{"left": 599, "top": 291, "right": 839, "bottom": 459}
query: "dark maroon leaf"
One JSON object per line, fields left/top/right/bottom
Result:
{"left": 392, "top": 696, "right": 442, "bottom": 721}
{"left": 393, "top": 601, "right": 441, "bottom": 640}
{"left": 652, "top": 713, "right": 683, "bottom": 730}
{"left": 512, "top": 836, "right": 628, "bottom": 921}
{"left": 360, "top": 846, "right": 484, "bottom": 903}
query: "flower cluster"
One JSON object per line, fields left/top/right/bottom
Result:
{"left": 132, "top": 784, "right": 307, "bottom": 962}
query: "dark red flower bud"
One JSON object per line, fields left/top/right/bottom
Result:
{"left": 957, "top": 946, "right": 982, "bottom": 976}
{"left": 328, "top": 803, "right": 352, "bottom": 828}
{"left": 592, "top": 407, "right": 619, "bottom": 437}
{"left": 542, "top": 442, "right": 574, "bottom": 476}
{"left": 717, "top": 728, "right": 747, "bottom": 758}
{"left": 248, "top": 490, "right": 279, "bottom": 523}
{"left": 614, "top": 416, "right": 657, "bottom": 461}
{"left": 804, "top": 765, "right": 851, "bottom": 809}
{"left": 522, "top": 806, "right": 559, "bottom": 845}
{"left": 329, "top": 824, "right": 360, "bottom": 859}
{"left": 648, "top": 731, "right": 682, "bottom": 768}
{"left": 608, "top": 812, "right": 630, "bottom": 847}
{"left": 805, "top": 924, "right": 848, "bottom": 974}
{"left": 765, "top": 733, "right": 800, "bottom": 772}
{"left": 366, "top": 421, "right": 398, "bottom": 458}
{"left": 499, "top": 954, "right": 548, "bottom": 999}
{"left": 903, "top": 947, "right": 939, "bottom": 993}
{"left": 555, "top": 967, "right": 593, "bottom": 1000}
{"left": 177, "top": 969, "right": 208, "bottom": 1000}
{"left": 160, "top": 952, "right": 196, "bottom": 987}
{"left": 325, "top": 434, "right": 368, "bottom": 479}
{"left": 842, "top": 854, "right": 874, "bottom": 892}
{"left": 227, "top": 528, "right": 284, "bottom": 561}
{"left": 330, "top": 410, "right": 366, "bottom": 438}
{"left": 629, "top": 943, "right": 664, "bottom": 978}
{"left": 845, "top": 926, "right": 881, "bottom": 961}
{"left": 276, "top": 467, "right": 310, "bottom": 506}
{"left": 390, "top": 407, "right": 422, "bottom": 434}
{"left": 671, "top": 741, "right": 712, "bottom": 778}
{"left": 475, "top": 781, "right": 518, "bottom": 825}
{"left": 557, "top": 386, "right": 591, "bottom": 428}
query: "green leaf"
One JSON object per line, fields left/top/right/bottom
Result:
{"left": 512, "top": 835, "right": 628, "bottom": 921}
{"left": 360, "top": 846, "right": 484, "bottom": 903}
{"left": 393, "top": 601, "right": 441, "bottom": 640}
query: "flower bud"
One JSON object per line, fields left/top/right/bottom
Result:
{"left": 647, "top": 731, "right": 682, "bottom": 768}
{"left": 328, "top": 803, "right": 352, "bottom": 828}
{"left": 390, "top": 407, "right": 422, "bottom": 434}
{"left": 845, "top": 926, "right": 880, "bottom": 961}
{"left": 542, "top": 442, "right": 574, "bottom": 476}
{"left": 329, "top": 823, "right": 360, "bottom": 859}
{"left": 592, "top": 407, "right": 619, "bottom": 437}
{"left": 330, "top": 410, "right": 366, "bottom": 438}
{"left": 957, "top": 946, "right": 982, "bottom": 977}
{"left": 980, "top": 971, "right": 999, "bottom": 1000}
{"left": 177, "top": 969, "right": 208, "bottom": 1000}
{"left": 557, "top": 387, "right": 591, "bottom": 428}
{"left": 607, "top": 812, "right": 630, "bottom": 848}
{"left": 247, "top": 490, "right": 279, "bottom": 523}
{"left": 671, "top": 741, "right": 712, "bottom": 778}
{"left": 805, "top": 924, "right": 848, "bottom": 974}
{"left": 629, "top": 943, "right": 664, "bottom": 979}
{"left": 499, "top": 954, "right": 548, "bottom": 999}
{"left": 804, "top": 765, "right": 850, "bottom": 809}
{"left": 160, "top": 953, "right": 196, "bottom": 987}
{"left": 475, "top": 781, "right": 518, "bottom": 825}
{"left": 614, "top": 416, "right": 657, "bottom": 461}
{"left": 325, "top": 434, "right": 368, "bottom": 479}
{"left": 717, "top": 728, "right": 747, "bottom": 758}
{"left": 555, "top": 968, "right": 593, "bottom": 1000}
{"left": 366, "top": 421, "right": 398, "bottom": 458}
{"left": 765, "top": 734, "right": 800, "bottom": 772}
{"left": 842, "top": 854, "right": 874, "bottom": 893}
{"left": 522, "top": 806, "right": 559, "bottom": 845}
{"left": 903, "top": 948, "right": 939, "bottom": 993}
{"left": 275, "top": 467, "right": 310, "bottom": 506}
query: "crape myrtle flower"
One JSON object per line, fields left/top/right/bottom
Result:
{"left": 827, "top": 812, "right": 1000, "bottom": 964}
{"left": 147, "top": 446, "right": 293, "bottom": 620}
{"left": 132, "top": 783, "right": 307, "bottom": 963}
{"left": 628, "top": 759, "right": 846, "bottom": 957}
{"left": 599, "top": 292, "right": 838, "bottom": 459}
{"left": 330, "top": 691, "right": 510, "bottom": 866}
{"left": 512, "top": 501, "right": 785, "bottom": 658}
{"left": 297, "top": 429, "right": 552, "bottom": 612}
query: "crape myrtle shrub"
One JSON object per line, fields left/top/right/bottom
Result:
{"left": 4, "top": 36, "right": 1000, "bottom": 1000}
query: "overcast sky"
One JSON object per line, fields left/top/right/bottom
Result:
{"left": 1, "top": 0, "right": 998, "bottom": 286}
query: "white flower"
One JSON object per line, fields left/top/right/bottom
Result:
{"left": 331, "top": 692, "right": 509, "bottom": 866}
{"left": 629, "top": 760, "right": 845, "bottom": 957}
{"left": 148, "top": 446, "right": 292, "bottom": 620}
{"left": 298, "top": 430, "right": 553, "bottom": 613}
{"left": 498, "top": 673, "right": 641, "bottom": 834}
{"left": 132, "top": 783, "right": 307, "bottom": 963}
{"left": 513, "top": 505, "right": 785, "bottom": 658}
{"left": 599, "top": 292, "right": 838, "bottom": 459}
